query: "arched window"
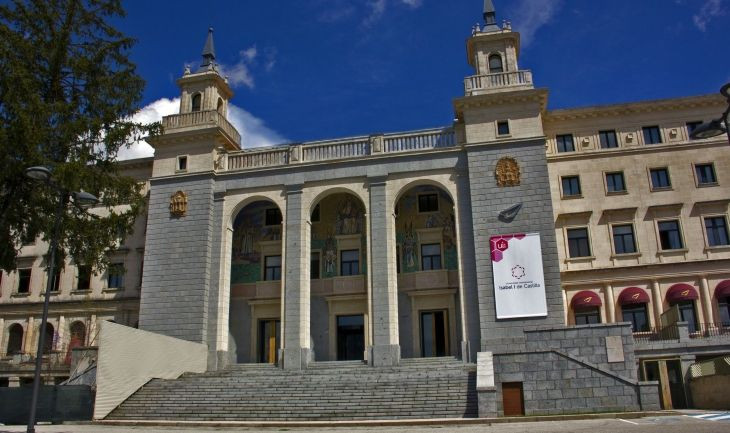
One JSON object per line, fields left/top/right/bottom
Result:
{"left": 43, "top": 323, "right": 55, "bottom": 354}
{"left": 6, "top": 324, "right": 23, "bottom": 355}
{"left": 571, "top": 291, "right": 602, "bottom": 325}
{"left": 65, "top": 321, "right": 87, "bottom": 365}
{"left": 489, "top": 54, "right": 504, "bottom": 73}
{"left": 191, "top": 93, "right": 202, "bottom": 112}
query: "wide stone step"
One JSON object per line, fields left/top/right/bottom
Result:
{"left": 108, "top": 362, "right": 477, "bottom": 421}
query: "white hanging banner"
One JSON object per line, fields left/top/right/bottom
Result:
{"left": 490, "top": 233, "right": 548, "bottom": 319}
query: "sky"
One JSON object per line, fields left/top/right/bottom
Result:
{"left": 115, "top": 0, "right": 730, "bottom": 159}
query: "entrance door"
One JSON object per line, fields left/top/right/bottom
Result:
{"left": 258, "top": 319, "right": 280, "bottom": 364}
{"left": 502, "top": 382, "right": 525, "bottom": 416}
{"left": 336, "top": 315, "right": 365, "bottom": 361}
{"left": 666, "top": 360, "right": 687, "bottom": 409}
{"left": 420, "top": 310, "right": 448, "bottom": 357}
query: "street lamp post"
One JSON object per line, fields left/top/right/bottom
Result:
{"left": 24, "top": 166, "right": 98, "bottom": 433}
{"left": 690, "top": 82, "right": 730, "bottom": 144}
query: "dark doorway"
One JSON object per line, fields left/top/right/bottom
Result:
{"left": 336, "top": 315, "right": 365, "bottom": 361}
{"left": 420, "top": 310, "right": 448, "bottom": 357}
{"left": 666, "top": 360, "right": 687, "bottom": 409}
{"left": 258, "top": 319, "right": 280, "bottom": 364}
{"left": 502, "top": 382, "right": 525, "bottom": 416}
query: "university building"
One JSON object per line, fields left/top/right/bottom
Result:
{"left": 1, "top": 1, "right": 728, "bottom": 419}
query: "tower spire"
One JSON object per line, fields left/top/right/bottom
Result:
{"left": 200, "top": 27, "right": 217, "bottom": 71}
{"left": 483, "top": 0, "right": 499, "bottom": 31}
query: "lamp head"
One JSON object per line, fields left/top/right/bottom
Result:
{"left": 690, "top": 118, "right": 727, "bottom": 140}
{"left": 73, "top": 191, "right": 99, "bottom": 208}
{"left": 24, "top": 166, "right": 52, "bottom": 182}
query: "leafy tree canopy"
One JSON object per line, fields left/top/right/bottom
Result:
{"left": 0, "top": 0, "right": 159, "bottom": 273}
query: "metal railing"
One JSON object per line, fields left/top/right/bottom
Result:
{"left": 162, "top": 110, "right": 241, "bottom": 145}
{"left": 689, "top": 323, "right": 730, "bottom": 339}
{"left": 464, "top": 70, "right": 533, "bottom": 95}
{"left": 633, "top": 324, "right": 680, "bottom": 342}
{"left": 634, "top": 322, "right": 730, "bottom": 343}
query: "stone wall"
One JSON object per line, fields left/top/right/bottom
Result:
{"left": 690, "top": 375, "right": 730, "bottom": 410}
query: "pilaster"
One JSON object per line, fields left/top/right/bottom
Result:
{"left": 367, "top": 177, "right": 400, "bottom": 366}
{"left": 604, "top": 283, "right": 615, "bottom": 323}
{"left": 699, "top": 276, "right": 714, "bottom": 324}
{"left": 651, "top": 280, "right": 663, "bottom": 327}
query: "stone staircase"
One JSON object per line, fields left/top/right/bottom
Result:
{"left": 107, "top": 357, "right": 477, "bottom": 421}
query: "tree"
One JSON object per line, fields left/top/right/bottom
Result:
{"left": 0, "top": 0, "right": 159, "bottom": 272}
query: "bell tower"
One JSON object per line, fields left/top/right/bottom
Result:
{"left": 177, "top": 28, "right": 233, "bottom": 117}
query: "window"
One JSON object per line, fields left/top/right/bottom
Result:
{"left": 310, "top": 252, "right": 320, "bottom": 280}
{"left": 6, "top": 324, "right": 23, "bottom": 355}
{"left": 650, "top": 168, "right": 671, "bottom": 190}
{"left": 556, "top": 134, "right": 575, "bottom": 153}
{"left": 599, "top": 130, "right": 619, "bottom": 149}
{"left": 622, "top": 304, "right": 649, "bottom": 332}
{"left": 695, "top": 163, "right": 717, "bottom": 185}
{"left": 671, "top": 300, "right": 698, "bottom": 333}
{"left": 107, "top": 264, "right": 124, "bottom": 289}
{"left": 605, "top": 172, "right": 626, "bottom": 193}
{"left": 311, "top": 204, "right": 320, "bottom": 222}
{"left": 488, "top": 54, "right": 503, "bottom": 73}
{"left": 574, "top": 307, "right": 601, "bottom": 325}
{"left": 21, "top": 231, "right": 35, "bottom": 246}
{"left": 705, "top": 217, "right": 730, "bottom": 247}
{"left": 719, "top": 297, "right": 730, "bottom": 326}
{"left": 177, "top": 155, "right": 187, "bottom": 172}
{"left": 340, "top": 250, "right": 359, "bottom": 276}
{"left": 191, "top": 93, "right": 202, "bottom": 112}
{"left": 17, "top": 269, "right": 31, "bottom": 294}
{"left": 264, "top": 256, "right": 282, "bottom": 281}
{"left": 43, "top": 323, "right": 54, "bottom": 353}
{"left": 497, "top": 121, "right": 510, "bottom": 136}
{"left": 642, "top": 126, "right": 662, "bottom": 144}
{"left": 561, "top": 176, "right": 581, "bottom": 197}
{"left": 658, "top": 220, "right": 684, "bottom": 250}
{"left": 77, "top": 265, "right": 91, "bottom": 291}
{"left": 687, "top": 121, "right": 703, "bottom": 139}
{"left": 613, "top": 224, "right": 637, "bottom": 254}
{"left": 418, "top": 194, "right": 438, "bottom": 213}
{"left": 420, "top": 243, "right": 442, "bottom": 271}
{"left": 49, "top": 269, "right": 61, "bottom": 293}
{"left": 264, "top": 208, "right": 282, "bottom": 226}
{"left": 567, "top": 228, "right": 591, "bottom": 258}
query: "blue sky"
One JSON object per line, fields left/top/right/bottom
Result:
{"left": 117, "top": 0, "right": 730, "bottom": 158}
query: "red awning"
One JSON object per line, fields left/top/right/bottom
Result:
{"left": 715, "top": 280, "right": 730, "bottom": 299}
{"left": 618, "top": 287, "right": 650, "bottom": 305}
{"left": 666, "top": 284, "right": 699, "bottom": 303}
{"left": 571, "top": 291, "right": 602, "bottom": 308}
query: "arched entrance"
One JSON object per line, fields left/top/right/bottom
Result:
{"left": 6, "top": 324, "right": 23, "bottom": 355}
{"left": 393, "top": 184, "right": 461, "bottom": 358}
{"left": 308, "top": 192, "right": 369, "bottom": 361}
{"left": 228, "top": 199, "right": 283, "bottom": 364}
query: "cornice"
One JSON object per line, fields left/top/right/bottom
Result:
{"left": 544, "top": 94, "right": 725, "bottom": 122}
{"left": 453, "top": 88, "right": 549, "bottom": 113}
{"left": 546, "top": 139, "right": 726, "bottom": 162}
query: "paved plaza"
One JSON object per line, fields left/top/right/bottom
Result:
{"left": 3, "top": 413, "right": 730, "bottom": 433}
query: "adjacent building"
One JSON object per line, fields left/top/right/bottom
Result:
{"left": 1, "top": 1, "right": 728, "bottom": 417}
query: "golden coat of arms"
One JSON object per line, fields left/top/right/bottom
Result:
{"left": 170, "top": 191, "right": 188, "bottom": 217}
{"left": 495, "top": 157, "right": 521, "bottom": 187}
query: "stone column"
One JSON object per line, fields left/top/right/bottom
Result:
{"left": 367, "top": 177, "right": 400, "bottom": 366}
{"left": 699, "top": 276, "right": 714, "bottom": 325}
{"left": 57, "top": 315, "right": 66, "bottom": 353}
{"left": 88, "top": 315, "right": 98, "bottom": 346}
{"left": 562, "top": 290, "right": 568, "bottom": 325}
{"left": 281, "top": 184, "right": 312, "bottom": 369}
{"left": 651, "top": 280, "right": 663, "bottom": 327}
{"left": 0, "top": 318, "right": 4, "bottom": 355}
{"left": 604, "top": 283, "right": 616, "bottom": 323}
{"left": 680, "top": 354, "right": 696, "bottom": 408}
{"left": 452, "top": 194, "right": 470, "bottom": 362}
{"left": 24, "top": 316, "right": 34, "bottom": 354}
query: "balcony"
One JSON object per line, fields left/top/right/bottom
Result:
{"left": 634, "top": 322, "right": 730, "bottom": 351}
{"left": 226, "top": 127, "right": 456, "bottom": 172}
{"left": 161, "top": 110, "right": 241, "bottom": 148}
{"left": 464, "top": 70, "right": 534, "bottom": 96}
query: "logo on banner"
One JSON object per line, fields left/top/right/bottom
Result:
{"left": 511, "top": 265, "right": 525, "bottom": 279}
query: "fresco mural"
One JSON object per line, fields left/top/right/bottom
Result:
{"left": 231, "top": 201, "right": 282, "bottom": 284}
{"left": 395, "top": 186, "right": 458, "bottom": 273}
{"left": 311, "top": 193, "right": 366, "bottom": 279}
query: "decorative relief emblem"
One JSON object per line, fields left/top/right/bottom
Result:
{"left": 170, "top": 191, "right": 188, "bottom": 217}
{"left": 495, "top": 157, "right": 521, "bottom": 187}
{"left": 631, "top": 293, "right": 641, "bottom": 301}
{"left": 583, "top": 296, "right": 594, "bottom": 304}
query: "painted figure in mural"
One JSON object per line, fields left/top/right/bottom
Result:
{"left": 337, "top": 198, "right": 361, "bottom": 235}
{"left": 240, "top": 223, "right": 255, "bottom": 255}
{"left": 443, "top": 213, "right": 456, "bottom": 250}
{"left": 324, "top": 235, "right": 337, "bottom": 276}
{"left": 403, "top": 222, "right": 417, "bottom": 268}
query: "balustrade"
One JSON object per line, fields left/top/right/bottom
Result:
{"left": 162, "top": 110, "right": 241, "bottom": 146}
{"left": 464, "top": 70, "right": 533, "bottom": 95}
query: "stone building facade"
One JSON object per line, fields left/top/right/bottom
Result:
{"left": 1, "top": 1, "right": 728, "bottom": 418}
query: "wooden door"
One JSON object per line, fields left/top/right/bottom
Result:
{"left": 502, "top": 382, "right": 525, "bottom": 416}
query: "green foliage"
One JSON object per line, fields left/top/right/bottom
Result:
{"left": 0, "top": 0, "right": 160, "bottom": 272}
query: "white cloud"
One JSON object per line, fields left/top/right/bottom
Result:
{"left": 364, "top": 0, "right": 387, "bottom": 26}
{"left": 219, "top": 46, "right": 258, "bottom": 89}
{"left": 509, "top": 0, "right": 564, "bottom": 47}
{"left": 319, "top": 0, "right": 422, "bottom": 26}
{"left": 118, "top": 97, "right": 287, "bottom": 160}
{"left": 400, "top": 0, "right": 422, "bottom": 8}
{"left": 693, "top": 0, "right": 725, "bottom": 31}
